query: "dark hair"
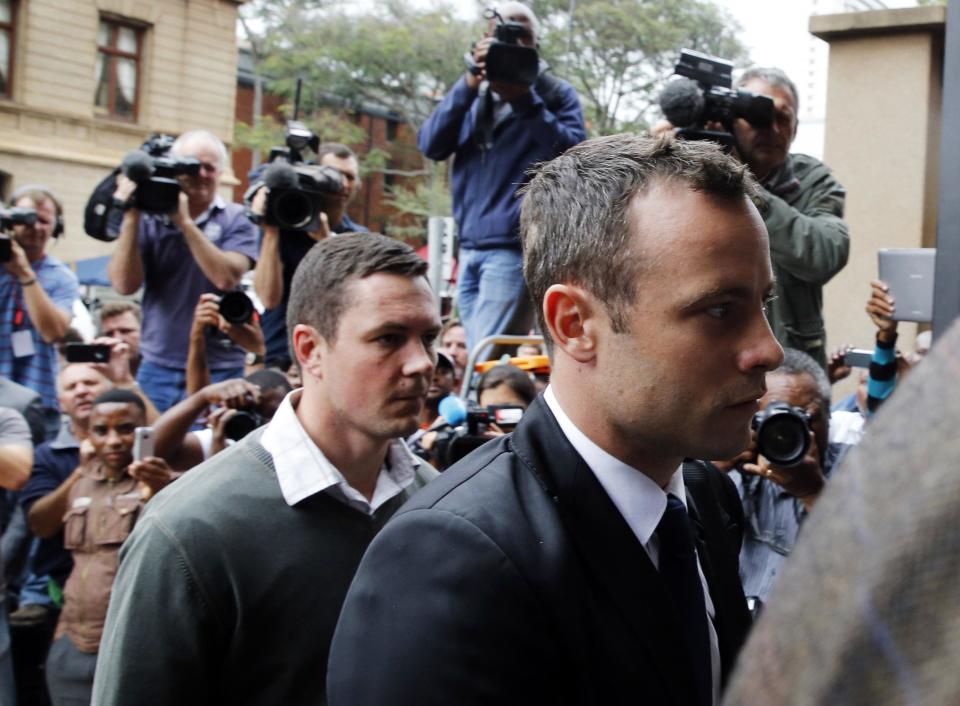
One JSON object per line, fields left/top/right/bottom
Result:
{"left": 99, "top": 300, "right": 142, "bottom": 324}
{"left": 245, "top": 368, "right": 293, "bottom": 394}
{"left": 317, "top": 143, "right": 357, "bottom": 162}
{"left": 287, "top": 233, "right": 428, "bottom": 348}
{"left": 91, "top": 388, "right": 146, "bottom": 414}
{"left": 477, "top": 364, "right": 537, "bottom": 406}
{"left": 520, "top": 133, "right": 759, "bottom": 347}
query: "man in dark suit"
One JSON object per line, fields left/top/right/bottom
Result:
{"left": 327, "top": 133, "right": 785, "bottom": 705}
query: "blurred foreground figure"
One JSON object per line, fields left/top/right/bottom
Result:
{"left": 723, "top": 320, "right": 960, "bottom": 706}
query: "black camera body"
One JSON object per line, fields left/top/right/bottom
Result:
{"left": 223, "top": 409, "right": 265, "bottom": 442}
{"left": 752, "top": 401, "right": 811, "bottom": 468}
{"left": 464, "top": 10, "right": 539, "bottom": 87}
{"left": 432, "top": 404, "right": 525, "bottom": 469}
{"left": 658, "top": 49, "right": 775, "bottom": 150}
{"left": 132, "top": 154, "right": 202, "bottom": 214}
{"left": 244, "top": 118, "right": 343, "bottom": 232}
{"left": 0, "top": 207, "right": 38, "bottom": 263}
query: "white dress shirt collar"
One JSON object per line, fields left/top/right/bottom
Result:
{"left": 543, "top": 385, "right": 687, "bottom": 546}
{"left": 260, "top": 389, "right": 418, "bottom": 514}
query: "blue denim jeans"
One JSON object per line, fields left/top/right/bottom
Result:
{"left": 0, "top": 601, "right": 15, "bottom": 706}
{"left": 456, "top": 247, "right": 533, "bottom": 360}
{"left": 137, "top": 360, "right": 245, "bottom": 414}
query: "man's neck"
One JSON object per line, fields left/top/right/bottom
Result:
{"left": 294, "top": 387, "right": 392, "bottom": 501}
{"left": 328, "top": 208, "right": 346, "bottom": 231}
{"left": 550, "top": 375, "right": 681, "bottom": 489}
{"left": 188, "top": 197, "right": 215, "bottom": 220}
{"left": 70, "top": 418, "right": 89, "bottom": 441}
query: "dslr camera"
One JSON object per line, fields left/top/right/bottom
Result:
{"left": 752, "top": 401, "right": 811, "bottom": 468}
{"left": 220, "top": 391, "right": 265, "bottom": 442}
{"left": 464, "top": 8, "right": 539, "bottom": 87}
{"left": 658, "top": 49, "right": 775, "bottom": 150}
{"left": 0, "top": 207, "right": 37, "bottom": 263}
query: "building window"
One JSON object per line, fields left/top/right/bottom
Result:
{"left": 386, "top": 118, "right": 399, "bottom": 142}
{"left": 95, "top": 18, "right": 141, "bottom": 120}
{"left": 0, "top": 0, "right": 16, "bottom": 98}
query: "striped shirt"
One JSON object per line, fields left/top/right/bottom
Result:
{"left": 0, "top": 254, "right": 78, "bottom": 410}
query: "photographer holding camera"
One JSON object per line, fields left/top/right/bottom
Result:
{"left": 251, "top": 142, "right": 367, "bottom": 368}
{"left": 107, "top": 130, "right": 259, "bottom": 413}
{"left": 1, "top": 185, "right": 78, "bottom": 424}
{"left": 185, "top": 292, "right": 265, "bottom": 395}
{"left": 419, "top": 2, "right": 586, "bottom": 358}
{"left": 712, "top": 348, "right": 852, "bottom": 608}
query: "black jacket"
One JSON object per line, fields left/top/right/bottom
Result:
{"left": 328, "top": 396, "right": 751, "bottom": 705}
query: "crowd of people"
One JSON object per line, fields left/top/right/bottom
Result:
{"left": 0, "top": 2, "right": 940, "bottom": 705}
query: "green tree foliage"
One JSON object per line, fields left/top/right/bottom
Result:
{"left": 527, "top": 0, "right": 748, "bottom": 134}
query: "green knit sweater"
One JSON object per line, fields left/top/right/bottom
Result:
{"left": 91, "top": 428, "right": 436, "bottom": 706}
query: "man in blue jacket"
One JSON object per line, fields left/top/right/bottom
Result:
{"left": 418, "top": 2, "right": 586, "bottom": 357}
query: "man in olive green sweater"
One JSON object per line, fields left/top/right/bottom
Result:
{"left": 734, "top": 67, "right": 850, "bottom": 369}
{"left": 92, "top": 233, "right": 442, "bottom": 705}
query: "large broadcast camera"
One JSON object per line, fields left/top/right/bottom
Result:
{"left": 0, "top": 206, "right": 37, "bottom": 263}
{"left": 752, "top": 401, "right": 812, "bottom": 468}
{"left": 464, "top": 8, "right": 539, "bottom": 87}
{"left": 244, "top": 79, "right": 343, "bottom": 232}
{"left": 657, "top": 49, "right": 775, "bottom": 150}
{"left": 431, "top": 398, "right": 525, "bottom": 470}
{"left": 84, "top": 134, "right": 201, "bottom": 241}
{"left": 119, "top": 135, "right": 202, "bottom": 214}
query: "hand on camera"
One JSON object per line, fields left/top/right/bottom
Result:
{"left": 740, "top": 431, "right": 825, "bottom": 508}
{"left": 191, "top": 293, "right": 224, "bottom": 338}
{"left": 129, "top": 456, "right": 175, "bottom": 500}
{"left": 466, "top": 37, "right": 494, "bottom": 89}
{"left": 171, "top": 191, "right": 192, "bottom": 228}
{"left": 827, "top": 345, "right": 853, "bottom": 384}
{"left": 308, "top": 212, "right": 331, "bottom": 243}
{"left": 113, "top": 174, "right": 138, "bottom": 205}
{"left": 207, "top": 406, "right": 239, "bottom": 456}
{"left": 202, "top": 378, "right": 260, "bottom": 409}
{"left": 89, "top": 336, "right": 135, "bottom": 386}
{"left": 3, "top": 239, "right": 32, "bottom": 280}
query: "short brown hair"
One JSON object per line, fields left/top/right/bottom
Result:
{"left": 520, "top": 133, "right": 759, "bottom": 346}
{"left": 99, "top": 301, "right": 142, "bottom": 325}
{"left": 287, "top": 233, "right": 428, "bottom": 348}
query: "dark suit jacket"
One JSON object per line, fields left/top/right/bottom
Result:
{"left": 327, "top": 397, "right": 751, "bottom": 705}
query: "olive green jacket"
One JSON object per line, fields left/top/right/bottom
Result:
{"left": 761, "top": 153, "right": 849, "bottom": 368}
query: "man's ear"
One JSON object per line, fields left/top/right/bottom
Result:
{"left": 543, "top": 284, "right": 598, "bottom": 364}
{"left": 291, "top": 324, "right": 325, "bottom": 380}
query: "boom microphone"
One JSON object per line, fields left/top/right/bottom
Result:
{"left": 262, "top": 161, "right": 299, "bottom": 191}
{"left": 120, "top": 150, "right": 154, "bottom": 183}
{"left": 657, "top": 77, "right": 705, "bottom": 128}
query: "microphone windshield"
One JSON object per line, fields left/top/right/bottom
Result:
{"left": 121, "top": 150, "right": 154, "bottom": 183}
{"left": 262, "top": 162, "right": 299, "bottom": 191}
{"left": 658, "top": 77, "right": 705, "bottom": 128}
{"left": 438, "top": 395, "right": 468, "bottom": 427}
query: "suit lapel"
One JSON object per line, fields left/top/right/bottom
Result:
{"left": 512, "top": 398, "right": 698, "bottom": 706}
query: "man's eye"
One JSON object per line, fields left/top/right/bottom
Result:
{"left": 91, "top": 426, "right": 107, "bottom": 436}
{"left": 377, "top": 334, "right": 404, "bottom": 346}
{"left": 704, "top": 304, "right": 729, "bottom": 320}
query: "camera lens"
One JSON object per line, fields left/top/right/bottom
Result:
{"left": 272, "top": 190, "right": 313, "bottom": 229}
{"left": 219, "top": 291, "right": 254, "bottom": 326}
{"left": 754, "top": 404, "right": 810, "bottom": 468}
{"left": 222, "top": 410, "right": 261, "bottom": 442}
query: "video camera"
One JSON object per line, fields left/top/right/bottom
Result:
{"left": 431, "top": 402, "right": 525, "bottom": 470}
{"left": 464, "top": 8, "right": 539, "bottom": 87}
{"left": 0, "top": 206, "right": 37, "bottom": 262}
{"left": 657, "top": 49, "right": 775, "bottom": 150}
{"left": 244, "top": 80, "right": 343, "bottom": 232}
{"left": 752, "top": 401, "right": 811, "bottom": 468}
{"left": 84, "top": 134, "right": 202, "bottom": 241}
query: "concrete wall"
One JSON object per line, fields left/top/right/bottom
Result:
{"left": 810, "top": 7, "right": 944, "bottom": 396}
{"left": 0, "top": 0, "right": 243, "bottom": 264}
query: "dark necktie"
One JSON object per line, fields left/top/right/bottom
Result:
{"left": 656, "top": 494, "right": 712, "bottom": 706}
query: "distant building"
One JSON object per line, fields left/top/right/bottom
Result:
{"left": 0, "top": 0, "right": 246, "bottom": 264}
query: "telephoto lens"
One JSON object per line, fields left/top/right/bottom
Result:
{"left": 752, "top": 401, "right": 811, "bottom": 467}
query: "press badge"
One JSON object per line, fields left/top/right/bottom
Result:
{"left": 11, "top": 330, "right": 36, "bottom": 358}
